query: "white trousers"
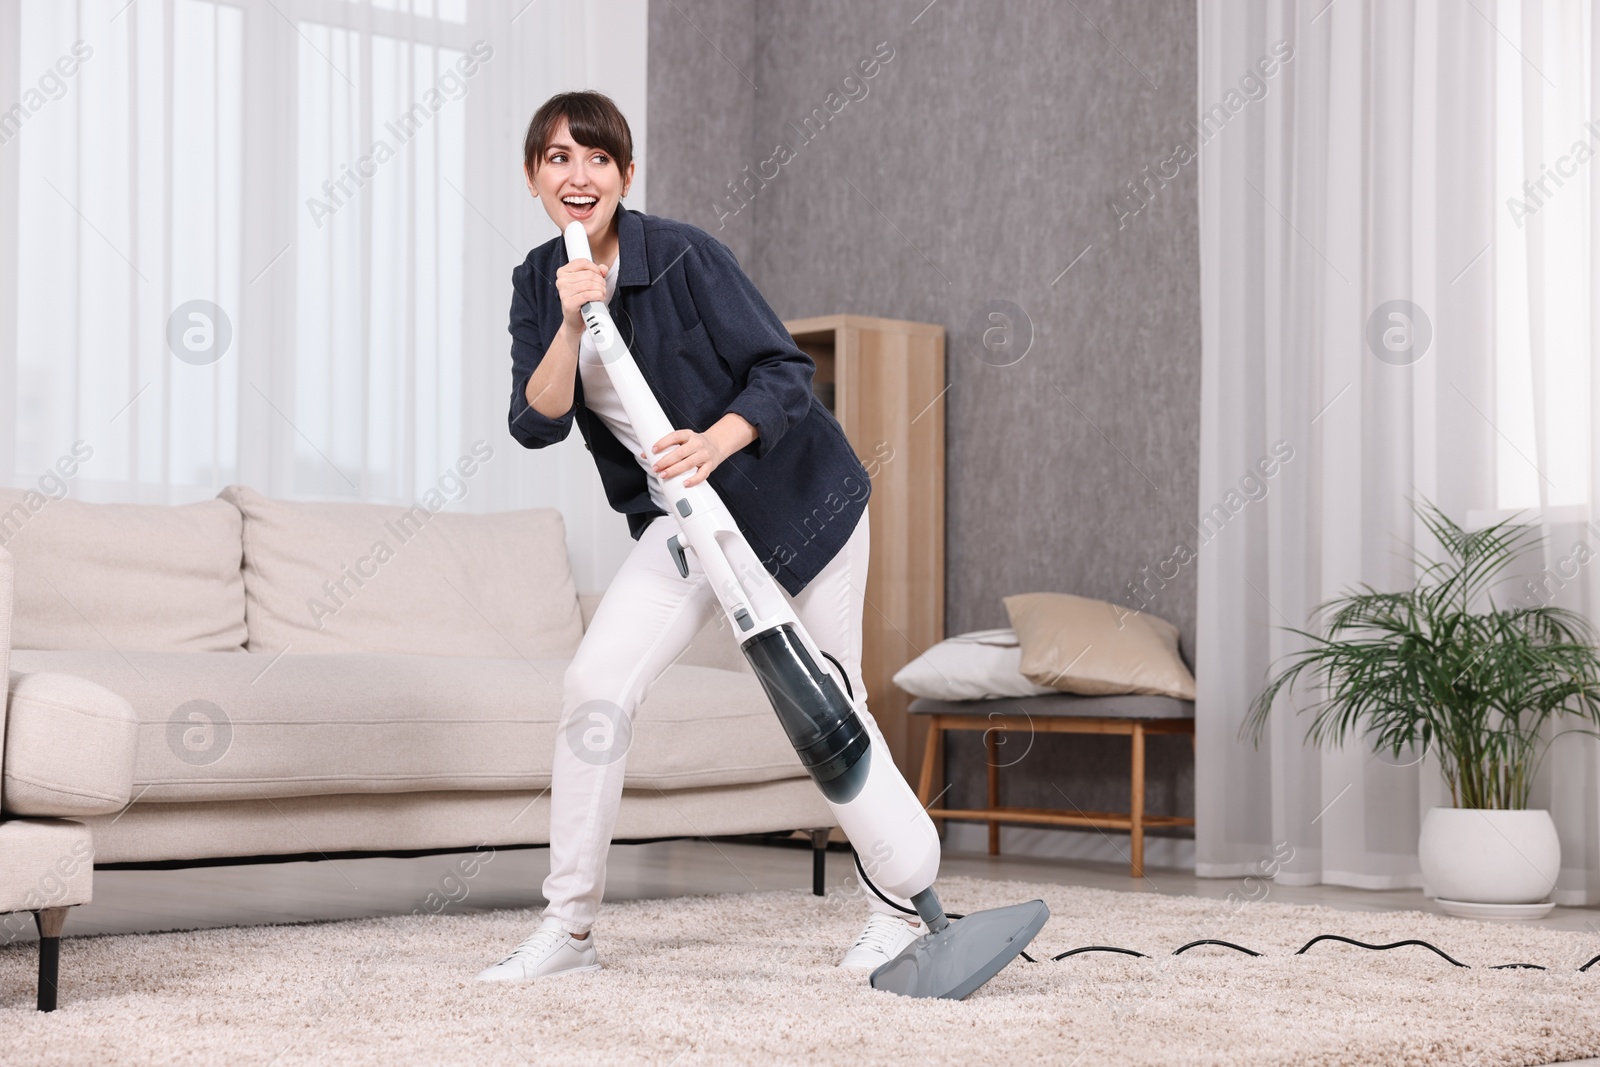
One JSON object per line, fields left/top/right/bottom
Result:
{"left": 541, "top": 506, "right": 910, "bottom": 932}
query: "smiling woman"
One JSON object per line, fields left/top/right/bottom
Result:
{"left": 484, "top": 89, "right": 926, "bottom": 985}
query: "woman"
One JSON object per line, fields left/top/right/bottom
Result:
{"left": 477, "top": 91, "right": 921, "bottom": 983}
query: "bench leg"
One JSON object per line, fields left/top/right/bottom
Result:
{"left": 35, "top": 907, "right": 69, "bottom": 1012}
{"left": 810, "top": 829, "right": 829, "bottom": 896}
{"left": 985, "top": 728, "right": 1001, "bottom": 856}
{"left": 1130, "top": 723, "right": 1146, "bottom": 879}
{"left": 916, "top": 717, "right": 941, "bottom": 807}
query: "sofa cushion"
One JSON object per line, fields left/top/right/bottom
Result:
{"left": 892, "top": 628, "right": 1057, "bottom": 701}
{"left": 0, "top": 489, "right": 246, "bottom": 652}
{"left": 9, "top": 650, "right": 807, "bottom": 802}
{"left": 1004, "top": 592, "right": 1196, "bottom": 700}
{"left": 3, "top": 671, "right": 137, "bottom": 817}
{"left": 219, "top": 485, "right": 585, "bottom": 660}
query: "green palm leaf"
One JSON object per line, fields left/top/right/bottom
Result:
{"left": 1242, "top": 498, "right": 1600, "bottom": 809}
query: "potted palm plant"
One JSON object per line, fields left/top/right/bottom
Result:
{"left": 1244, "top": 501, "right": 1600, "bottom": 914}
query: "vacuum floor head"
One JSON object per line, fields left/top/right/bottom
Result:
{"left": 869, "top": 900, "right": 1050, "bottom": 1000}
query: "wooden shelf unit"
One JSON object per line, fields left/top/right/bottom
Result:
{"left": 783, "top": 314, "right": 946, "bottom": 780}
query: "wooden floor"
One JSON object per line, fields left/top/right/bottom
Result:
{"left": 30, "top": 838, "right": 1600, "bottom": 939}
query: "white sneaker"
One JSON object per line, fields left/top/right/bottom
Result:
{"left": 838, "top": 912, "right": 926, "bottom": 969}
{"left": 475, "top": 919, "right": 600, "bottom": 982}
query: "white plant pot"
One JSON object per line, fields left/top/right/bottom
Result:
{"left": 1417, "top": 807, "right": 1560, "bottom": 905}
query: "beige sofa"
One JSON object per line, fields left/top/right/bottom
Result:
{"left": 0, "top": 483, "right": 833, "bottom": 1005}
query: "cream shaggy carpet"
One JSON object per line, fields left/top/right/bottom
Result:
{"left": 3, "top": 875, "right": 1599, "bottom": 1066}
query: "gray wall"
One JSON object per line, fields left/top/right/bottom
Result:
{"left": 645, "top": 1, "right": 758, "bottom": 266}
{"left": 648, "top": 0, "right": 1200, "bottom": 842}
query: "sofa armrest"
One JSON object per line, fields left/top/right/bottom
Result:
{"left": 3, "top": 671, "right": 136, "bottom": 817}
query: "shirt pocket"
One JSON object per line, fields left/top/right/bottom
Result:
{"left": 669, "top": 319, "right": 713, "bottom": 359}
{"left": 664, "top": 320, "right": 738, "bottom": 419}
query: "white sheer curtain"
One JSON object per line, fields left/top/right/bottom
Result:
{"left": 1198, "top": 0, "right": 1600, "bottom": 904}
{"left": 0, "top": 0, "right": 645, "bottom": 592}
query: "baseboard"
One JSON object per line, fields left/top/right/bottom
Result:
{"left": 942, "top": 823, "right": 1196, "bottom": 870}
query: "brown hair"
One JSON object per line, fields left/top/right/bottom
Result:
{"left": 523, "top": 91, "right": 634, "bottom": 179}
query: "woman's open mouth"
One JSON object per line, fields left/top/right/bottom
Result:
{"left": 562, "top": 195, "right": 598, "bottom": 220}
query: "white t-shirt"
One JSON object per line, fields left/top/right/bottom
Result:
{"left": 577, "top": 250, "right": 671, "bottom": 511}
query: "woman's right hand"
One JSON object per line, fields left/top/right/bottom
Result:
{"left": 557, "top": 258, "right": 609, "bottom": 334}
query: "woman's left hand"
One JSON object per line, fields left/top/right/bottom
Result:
{"left": 646, "top": 415, "right": 757, "bottom": 487}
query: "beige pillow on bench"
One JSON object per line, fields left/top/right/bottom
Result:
{"left": 1002, "top": 592, "right": 1195, "bottom": 700}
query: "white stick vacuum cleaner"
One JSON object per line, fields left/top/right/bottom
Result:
{"left": 563, "top": 221, "right": 1048, "bottom": 999}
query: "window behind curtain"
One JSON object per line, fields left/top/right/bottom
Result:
{"left": 11, "top": 0, "right": 478, "bottom": 503}
{"left": 295, "top": 19, "right": 466, "bottom": 500}
{"left": 14, "top": 0, "right": 243, "bottom": 491}
{"left": 1494, "top": 0, "right": 1593, "bottom": 512}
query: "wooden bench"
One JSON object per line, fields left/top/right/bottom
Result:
{"left": 909, "top": 693, "right": 1195, "bottom": 878}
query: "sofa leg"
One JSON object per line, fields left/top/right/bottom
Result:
{"left": 810, "top": 829, "right": 830, "bottom": 896}
{"left": 34, "top": 907, "right": 69, "bottom": 1012}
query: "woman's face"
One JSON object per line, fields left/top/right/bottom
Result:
{"left": 526, "top": 117, "right": 634, "bottom": 246}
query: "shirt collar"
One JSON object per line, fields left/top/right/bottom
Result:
{"left": 613, "top": 201, "right": 651, "bottom": 288}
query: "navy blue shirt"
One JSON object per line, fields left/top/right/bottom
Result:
{"left": 507, "top": 203, "right": 870, "bottom": 596}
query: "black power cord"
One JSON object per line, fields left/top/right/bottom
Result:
{"left": 1175, "top": 939, "right": 1262, "bottom": 958}
{"left": 1044, "top": 935, "right": 1600, "bottom": 972}
{"left": 1054, "top": 945, "right": 1148, "bottom": 960}
{"left": 841, "top": 852, "right": 1599, "bottom": 973}
{"left": 1296, "top": 934, "right": 1466, "bottom": 967}
{"left": 819, "top": 650, "right": 853, "bottom": 699}
{"left": 851, "top": 848, "right": 921, "bottom": 918}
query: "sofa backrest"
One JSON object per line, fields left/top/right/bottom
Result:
{"left": 0, "top": 488, "right": 248, "bottom": 652}
{"left": 220, "top": 485, "right": 585, "bottom": 659}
